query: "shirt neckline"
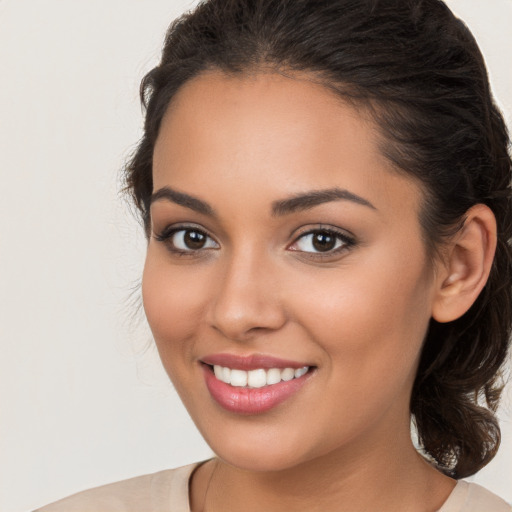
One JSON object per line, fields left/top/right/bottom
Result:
{"left": 178, "top": 462, "right": 469, "bottom": 512}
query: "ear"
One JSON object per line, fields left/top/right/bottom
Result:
{"left": 432, "top": 204, "right": 497, "bottom": 323}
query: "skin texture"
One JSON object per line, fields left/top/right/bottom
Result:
{"left": 142, "top": 72, "right": 496, "bottom": 511}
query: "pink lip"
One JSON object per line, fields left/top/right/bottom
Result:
{"left": 201, "top": 353, "right": 309, "bottom": 370}
{"left": 202, "top": 363, "right": 313, "bottom": 415}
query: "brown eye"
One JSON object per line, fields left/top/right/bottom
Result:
{"left": 290, "top": 229, "right": 354, "bottom": 255}
{"left": 157, "top": 228, "right": 219, "bottom": 252}
{"left": 311, "top": 232, "right": 337, "bottom": 252}
{"left": 183, "top": 230, "right": 207, "bottom": 249}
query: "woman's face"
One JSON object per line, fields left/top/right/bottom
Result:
{"left": 143, "top": 72, "right": 439, "bottom": 471}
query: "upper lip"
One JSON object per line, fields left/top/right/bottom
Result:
{"left": 201, "top": 353, "right": 312, "bottom": 370}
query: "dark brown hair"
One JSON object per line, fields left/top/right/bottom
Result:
{"left": 125, "top": 0, "right": 512, "bottom": 478}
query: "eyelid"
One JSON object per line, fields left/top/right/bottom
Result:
{"left": 153, "top": 222, "right": 355, "bottom": 259}
{"left": 288, "top": 225, "right": 356, "bottom": 257}
{"left": 154, "top": 221, "right": 213, "bottom": 239}
{"left": 291, "top": 224, "right": 356, "bottom": 242}
{"left": 153, "top": 223, "right": 220, "bottom": 254}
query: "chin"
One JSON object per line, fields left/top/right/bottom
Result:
{"left": 214, "top": 445, "right": 306, "bottom": 473}
{"left": 196, "top": 421, "right": 321, "bottom": 473}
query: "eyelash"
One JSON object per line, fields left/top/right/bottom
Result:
{"left": 154, "top": 225, "right": 219, "bottom": 256}
{"left": 288, "top": 227, "right": 356, "bottom": 259}
{"left": 153, "top": 225, "right": 356, "bottom": 258}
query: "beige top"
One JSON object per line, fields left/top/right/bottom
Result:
{"left": 35, "top": 462, "right": 511, "bottom": 512}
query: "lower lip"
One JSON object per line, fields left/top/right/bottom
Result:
{"left": 202, "top": 365, "right": 312, "bottom": 415}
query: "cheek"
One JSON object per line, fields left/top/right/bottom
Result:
{"left": 293, "top": 249, "right": 433, "bottom": 379}
{"left": 141, "top": 251, "right": 208, "bottom": 367}
{"left": 286, "top": 257, "right": 433, "bottom": 446}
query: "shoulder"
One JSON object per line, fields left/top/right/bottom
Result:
{"left": 439, "top": 480, "right": 511, "bottom": 512}
{"left": 34, "top": 462, "right": 202, "bottom": 512}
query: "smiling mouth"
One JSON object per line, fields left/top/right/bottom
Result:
{"left": 209, "top": 364, "right": 310, "bottom": 388}
{"left": 201, "top": 361, "right": 315, "bottom": 414}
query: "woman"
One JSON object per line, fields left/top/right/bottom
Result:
{"left": 37, "top": 0, "right": 512, "bottom": 510}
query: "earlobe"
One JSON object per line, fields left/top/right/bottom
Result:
{"left": 432, "top": 204, "right": 497, "bottom": 323}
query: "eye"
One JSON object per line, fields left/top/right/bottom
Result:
{"left": 155, "top": 226, "right": 219, "bottom": 253}
{"left": 289, "top": 229, "right": 354, "bottom": 255}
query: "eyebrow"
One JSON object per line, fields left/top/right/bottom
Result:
{"left": 150, "top": 187, "right": 216, "bottom": 217}
{"left": 150, "top": 186, "right": 376, "bottom": 217}
{"left": 271, "top": 188, "right": 376, "bottom": 216}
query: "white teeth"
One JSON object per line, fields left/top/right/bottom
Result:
{"left": 212, "top": 365, "right": 309, "bottom": 388}
{"left": 281, "top": 368, "right": 295, "bottom": 381}
{"left": 222, "top": 367, "right": 231, "bottom": 384}
{"left": 230, "top": 369, "right": 248, "bottom": 387}
{"left": 266, "top": 368, "right": 282, "bottom": 385}
{"left": 294, "top": 366, "right": 308, "bottom": 378}
{"left": 248, "top": 369, "right": 267, "bottom": 388}
{"left": 214, "top": 365, "right": 223, "bottom": 380}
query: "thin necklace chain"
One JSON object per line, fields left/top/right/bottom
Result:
{"left": 200, "top": 458, "right": 218, "bottom": 512}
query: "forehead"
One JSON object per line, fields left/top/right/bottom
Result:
{"left": 153, "top": 71, "right": 423, "bottom": 217}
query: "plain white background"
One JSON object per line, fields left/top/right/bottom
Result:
{"left": 0, "top": 1, "right": 511, "bottom": 511}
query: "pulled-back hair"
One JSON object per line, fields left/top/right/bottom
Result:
{"left": 125, "top": 0, "right": 512, "bottom": 478}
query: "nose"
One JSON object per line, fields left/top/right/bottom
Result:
{"left": 206, "top": 250, "right": 287, "bottom": 341}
